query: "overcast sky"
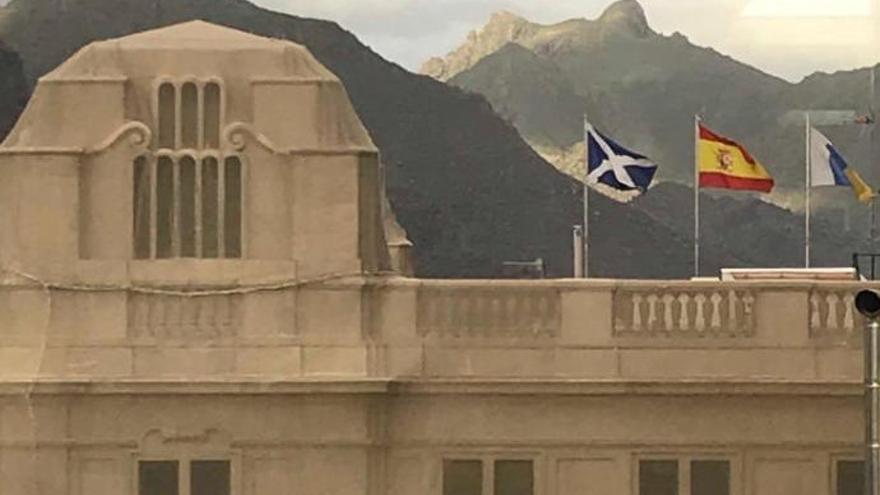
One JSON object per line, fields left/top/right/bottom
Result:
{"left": 252, "top": 0, "right": 880, "bottom": 82}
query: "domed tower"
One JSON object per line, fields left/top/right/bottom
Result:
{"left": 0, "top": 20, "right": 407, "bottom": 279}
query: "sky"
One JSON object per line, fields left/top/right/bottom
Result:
{"left": 251, "top": 0, "right": 880, "bottom": 82}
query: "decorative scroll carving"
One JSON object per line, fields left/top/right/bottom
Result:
{"left": 416, "top": 286, "right": 560, "bottom": 339}
{"left": 85, "top": 121, "right": 153, "bottom": 154}
{"left": 222, "top": 122, "right": 281, "bottom": 153}
{"left": 613, "top": 288, "right": 756, "bottom": 337}
{"left": 809, "top": 289, "right": 861, "bottom": 343}
{"left": 127, "top": 293, "right": 242, "bottom": 341}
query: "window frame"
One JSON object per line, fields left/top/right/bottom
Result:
{"left": 132, "top": 150, "right": 247, "bottom": 260}
{"left": 152, "top": 77, "right": 227, "bottom": 153}
{"left": 830, "top": 453, "right": 864, "bottom": 495}
{"left": 438, "top": 451, "right": 541, "bottom": 495}
{"left": 632, "top": 452, "right": 740, "bottom": 495}
{"left": 131, "top": 451, "right": 241, "bottom": 495}
{"left": 139, "top": 77, "right": 244, "bottom": 260}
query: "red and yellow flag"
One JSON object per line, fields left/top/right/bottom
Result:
{"left": 698, "top": 124, "right": 774, "bottom": 193}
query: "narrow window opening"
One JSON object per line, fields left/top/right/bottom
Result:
{"left": 443, "top": 460, "right": 482, "bottom": 495}
{"left": 494, "top": 460, "right": 533, "bottom": 495}
{"left": 155, "top": 157, "right": 175, "bottom": 259}
{"left": 133, "top": 156, "right": 151, "bottom": 259}
{"left": 179, "top": 156, "right": 197, "bottom": 257}
{"left": 191, "top": 460, "right": 231, "bottom": 495}
{"left": 690, "top": 460, "right": 730, "bottom": 495}
{"left": 224, "top": 156, "right": 242, "bottom": 258}
{"left": 138, "top": 461, "right": 179, "bottom": 495}
{"left": 204, "top": 83, "right": 221, "bottom": 148}
{"left": 158, "top": 83, "right": 176, "bottom": 149}
{"left": 181, "top": 82, "right": 198, "bottom": 149}
{"left": 202, "top": 157, "right": 220, "bottom": 258}
{"left": 837, "top": 460, "right": 864, "bottom": 495}
{"left": 639, "top": 460, "right": 678, "bottom": 495}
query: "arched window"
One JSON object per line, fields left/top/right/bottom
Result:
{"left": 133, "top": 80, "right": 242, "bottom": 259}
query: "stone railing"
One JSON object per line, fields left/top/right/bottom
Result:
{"left": 127, "top": 293, "right": 243, "bottom": 342}
{"left": 613, "top": 287, "right": 756, "bottom": 337}
{"left": 415, "top": 285, "right": 560, "bottom": 339}
{"left": 809, "top": 288, "right": 861, "bottom": 342}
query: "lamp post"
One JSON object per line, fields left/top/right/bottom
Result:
{"left": 855, "top": 289, "right": 880, "bottom": 495}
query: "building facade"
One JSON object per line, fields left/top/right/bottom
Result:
{"left": 0, "top": 20, "right": 872, "bottom": 495}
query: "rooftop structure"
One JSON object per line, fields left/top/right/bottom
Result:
{"left": 0, "top": 20, "right": 870, "bottom": 495}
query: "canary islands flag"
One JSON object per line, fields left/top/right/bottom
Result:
{"left": 586, "top": 125, "right": 657, "bottom": 202}
{"left": 698, "top": 124, "right": 774, "bottom": 193}
{"left": 810, "top": 127, "right": 875, "bottom": 203}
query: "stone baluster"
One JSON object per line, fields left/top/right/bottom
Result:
{"left": 710, "top": 292, "right": 723, "bottom": 330}
{"left": 727, "top": 290, "right": 738, "bottom": 330}
{"left": 842, "top": 293, "right": 855, "bottom": 334}
{"left": 646, "top": 294, "right": 659, "bottom": 331}
{"left": 810, "top": 293, "right": 822, "bottom": 330}
{"left": 741, "top": 292, "right": 755, "bottom": 333}
{"left": 693, "top": 293, "right": 707, "bottom": 332}
{"left": 825, "top": 293, "right": 840, "bottom": 330}
{"left": 677, "top": 294, "right": 691, "bottom": 331}
{"left": 631, "top": 294, "right": 643, "bottom": 332}
{"left": 662, "top": 294, "right": 675, "bottom": 331}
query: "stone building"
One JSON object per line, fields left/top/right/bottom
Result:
{"left": 0, "top": 20, "right": 871, "bottom": 495}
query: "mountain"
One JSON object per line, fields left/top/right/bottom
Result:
{"left": 421, "top": 0, "right": 880, "bottom": 269}
{"left": 0, "top": 41, "right": 25, "bottom": 139}
{"left": 425, "top": 1, "right": 879, "bottom": 193}
{"left": 0, "top": 0, "right": 726, "bottom": 279}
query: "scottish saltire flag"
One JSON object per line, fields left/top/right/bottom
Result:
{"left": 586, "top": 125, "right": 658, "bottom": 202}
{"left": 809, "top": 127, "right": 875, "bottom": 203}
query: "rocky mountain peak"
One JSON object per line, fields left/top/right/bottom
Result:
{"left": 597, "top": 0, "right": 651, "bottom": 37}
{"left": 487, "top": 10, "right": 527, "bottom": 27}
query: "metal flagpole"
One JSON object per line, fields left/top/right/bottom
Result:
{"left": 694, "top": 114, "right": 701, "bottom": 278}
{"left": 805, "top": 112, "right": 812, "bottom": 268}
{"left": 866, "top": 318, "right": 880, "bottom": 495}
{"left": 583, "top": 114, "right": 590, "bottom": 279}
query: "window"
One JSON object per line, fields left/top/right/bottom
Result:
{"left": 836, "top": 460, "right": 864, "bottom": 495}
{"left": 442, "top": 457, "right": 534, "bottom": 495}
{"left": 138, "top": 459, "right": 230, "bottom": 495}
{"left": 444, "top": 460, "right": 482, "bottom": 495}
{"left": 135, "top": 80, "right": 243, "bottom": 259}
{"left": 638, "top": 458, "right": 731, "bottom": 495}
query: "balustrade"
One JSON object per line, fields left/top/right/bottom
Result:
{"left": 416, "top": 286, "right": 560, "bottom": 339}
{"left": 613, "top": 288, "right": 756, "bottom": 337}
{"left": 809, "top": 289, "right": 860, "bottom": 342}
{"left": 127, "top": 293, "right": 242, "bottom": 341}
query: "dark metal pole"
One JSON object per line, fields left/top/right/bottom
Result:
{"left": 866, "top": 319, "right": 880, "bottom": 495}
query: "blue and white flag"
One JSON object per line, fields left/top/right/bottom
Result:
{"left": 809, "top": 127, "right": 875, "bottom": 203}
{"left": 586, "top": 125, "right": 658, "bottom": 202}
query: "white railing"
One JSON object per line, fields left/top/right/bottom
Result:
{"left": 614, "top": 288, "right": 756, "bottom": 337}
{"left": 809, "top": 289, "right": 861, "bottom": 342}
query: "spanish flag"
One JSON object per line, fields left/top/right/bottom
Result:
{"left": 698, "top": 124, "right": 774, "bottom": 193}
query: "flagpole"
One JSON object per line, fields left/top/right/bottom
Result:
{"left": 583, "top": 114, "right": 590, "bottom": 278}
{"left": 805, "top": 111, "right": 812, "bottom": 268}
{"left": 694, "top": 114, "right": 701, "bottom": 278}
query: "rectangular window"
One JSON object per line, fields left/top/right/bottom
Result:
{"left": 443, "top": 460, "right": 483, "bottom": 495}
{"left": 138, "top": 459, "right": 231, "bottom": 495}
{"left": 837, "top": 460, "right": 864, "bottom": 495}
{"left": 494, "top": 460, "right": 533, "bottom": 495}
{"left": 133, "top": 154, "right": 242, "bottom": 259}
{"left": 640, "top": 460, "right": 679, "bottom": 495}
{"left": 191, "top": 460, "right": 231, "bottom": 495}
{"left": 139, "top": 461, "right": 179, "bottom": 495}
{"left": 690, "top": 460, "right": 730, "bottom": 495}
